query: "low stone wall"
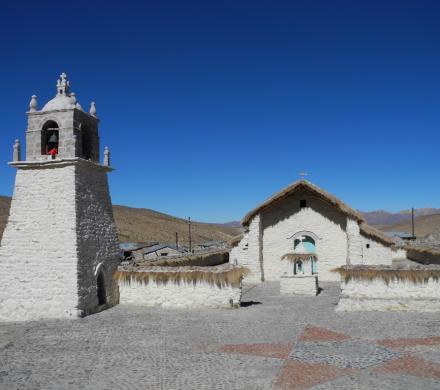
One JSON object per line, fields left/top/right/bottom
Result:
{"left": 115, "top": 264, "right": 247, "bottom": 308}
{"left": 335, "top": 265, "right": 440, "bottom": 312}
{"left": 280, "top": 276, "right": 318, "bottom": 296}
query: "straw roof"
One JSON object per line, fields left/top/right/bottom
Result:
{"left": 136, "top": 250, "right": 229, "bottom": 267}
{"left": 241, "top": 180, "right": 364, "bottom": 226}
{"left": 334, "top": 264, "right": 440, "bottom": 285}
{"left": 281, "top": 253, "right": 318, "bottom": 262}
{"left": 114, "top": 263, "right": 249, "bottom": 288}
{"left": 359, "top": 223, "right": 395, "bottom": 246}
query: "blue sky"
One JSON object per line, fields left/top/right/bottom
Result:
{"left": 0, "top": 1, "right": 439, "bottom": 222}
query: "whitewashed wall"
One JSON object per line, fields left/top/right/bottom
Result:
{"left": 118, "top": 279, "right": 242, "bottom": 308}
{"left": 0, "top": 161, "right": 120, "bottom": 322}
{"left": 0, "top": 165, "right": 80, "bottom": 322}
{"left": 337, "top": 277, "right": 440, "bottom": 312}
{"left": 392, "top": 247, "right": 407, "bottom": 260}
{"left": 230, "top": 232, "right": 248, "bottom": 266}
{"left": 346, "top": 218, "right": 362, "bottom": 264}
{"left": 241, "top": 216, "right": 262, "bottom": 283}
{"left": 261, "top": 194, "right": 348, "bottom": 282}
{"left": 360, "top": 235, "right": 393, "bottom": 266}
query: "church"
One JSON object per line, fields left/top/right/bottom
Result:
{"left": 230, "top": 180, "right": 395, "bottom": 284}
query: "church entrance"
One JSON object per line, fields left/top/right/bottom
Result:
{"left": 97, "top": 271, "right": 106, "bottom": 305}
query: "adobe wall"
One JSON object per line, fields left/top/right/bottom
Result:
{"left": 337, "top": 276, "right": 440, "bottom": 312}
{"left": 360, "top": 235, "right": 393, "bottom": 265}
{"left": 118, "top": 279, "right": 242, "bottom": 308}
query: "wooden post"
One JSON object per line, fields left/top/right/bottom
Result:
{"left": 175, "top": 232, "right": 178, "bottom": 250}
{"left": 412, "top": 208, "right": 415, "bottom": 239}
{"left": 188, "top": 217, "right": 192, "bottom": 253}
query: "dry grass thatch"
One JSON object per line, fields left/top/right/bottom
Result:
{"left": 281, "top": 253, "right": 318, "bottom": 262}
{"left": 333, "top": 265, "right": 440, "bottom": 285}
{"left": 137, "top": 250, "right": 229, "bottom": 267}
{"left": 241, "top": 179, "right": 364, "bottom": 226}
{"left": 359, "top": 223, "right": 395, "bottom": 246}
{"left": 114, "top": 264, "right": 250, "bottom": 288}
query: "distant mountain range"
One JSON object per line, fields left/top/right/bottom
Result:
{"left": 361, "top": 208, "right": 440, "bottom": 226}
{"left": 222, "top": 208, "right": 440, "bottom": 229}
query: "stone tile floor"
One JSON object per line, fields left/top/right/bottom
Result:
{"left": 1, "top": 282, "right": 440, "bottom": 389}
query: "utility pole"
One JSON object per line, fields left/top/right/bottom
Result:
{"left": 188, "top": 217, "right": 192, "bottom": 253}
{"left": 411, "top": 207, "right": 415, "bottom": 240}
{"left": 175, "top": 232, "right": 178, "bottom": 250}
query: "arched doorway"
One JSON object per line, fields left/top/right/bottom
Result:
{"left": 97, "top": 271, "right": 106, "bottom": 305}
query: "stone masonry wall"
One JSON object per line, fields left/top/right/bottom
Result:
{"left": 0, "top": 165, "right": 79, "bottom": 321}
{"left": 337, "top": 277, "right": 440, "bottom": 312}
{"left": 118, "top": 279, "right": 242, "bottom": 308}
{"left": 243, "top": 216, "right": 262, "bottom": 283}
{"left": 75, "top": 163, "right": 120, "bottom": 313}
{"left": 261, "top": 193, "right": 348, "bottom": 282}
{"left": 346, "top": 218, "right": 363, "bottom": 265}
{"left": 229, "top": 231, "right": 249, "bottom": 266}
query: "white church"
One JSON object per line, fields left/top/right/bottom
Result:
{"left": 230, "top": 179, "right": 395, "bottom": 286}
{"left": 0, "top": 74, "right": 120, "bottom": 322}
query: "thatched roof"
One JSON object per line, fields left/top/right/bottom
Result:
{"left": 114, "top": 263, "right": 249, "bottom": 288}
{"left": 241, "top": 180, "right": 364, "bottom": 226}
{"left": 334, "top": 264, "right": 440, "bottom": 285}
{"left": 359, "top": 223, "right": 395, "bottom": 246}
{"left": 281, "top": 253, "right": 318, "bottom": 262}
{"left": 136, "top": 250, "right": 229, "bottom": 267}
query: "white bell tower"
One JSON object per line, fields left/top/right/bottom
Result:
{"left": 0, "top": 73, "right": 120, "bottom": 322}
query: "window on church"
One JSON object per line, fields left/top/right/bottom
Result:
{"left": 300, "top": 199, "right": 307, "bottom": 208}
{"left": 366, "top": 244, "right": 370, "bottom": 249}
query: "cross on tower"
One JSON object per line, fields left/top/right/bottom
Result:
{"left": 299, "top": 172, "right": 308, "bottom": 180}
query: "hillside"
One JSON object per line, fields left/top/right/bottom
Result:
{"left": 376, "top": 214, "right": 440, "bottom": 238}
{"left": 362, "top": 208, "right": 440, "bottom": 226}
{"left": 113, "top": 205, "right": 240, "bottom": 245}
{"left": 0, "top": 196, "right": 240, "bottom": 245}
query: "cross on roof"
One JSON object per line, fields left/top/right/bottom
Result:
{"left": 299, "top": 172, "right": 308, "bottom": 180}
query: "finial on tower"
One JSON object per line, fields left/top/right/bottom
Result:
{"left": 103, "top": 146, "right": 110, "bottom": 166}
{"left": 56, "top": 72, "right": 70, "bottom": 95}
{"left": 89, "top": 101, "right": 97, "bottom": 116}
{"left": 13, "top": 139, "right": 21, "bottom": 162}
{"left": 299, "top": 172, "right": 308, "bottom": 180}
{"left": 29, "top": 95, "right": 38, "bottom": 112}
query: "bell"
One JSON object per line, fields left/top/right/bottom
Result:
{"left": 48, "top": 134, "right": 58, "bottom": 143}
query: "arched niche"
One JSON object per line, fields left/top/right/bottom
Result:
{"left": 41, "top": 120, "right": 59, "bottom": 156}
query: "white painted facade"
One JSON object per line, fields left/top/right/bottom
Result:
{"left": 118, "top": 279, "right": 242, "bottom": 308}
{"left": 337, "top": 277, "right": 440, "bottom": 312}
{"left": 231, "top": 183, "right": 393, "bottom": 283}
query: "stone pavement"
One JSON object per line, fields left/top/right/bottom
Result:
{"left": 1, "top": 282, "right": 440, "bottom": 389}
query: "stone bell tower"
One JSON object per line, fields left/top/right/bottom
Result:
{"left": 0, "top": 73, "right": 120, "bottom": 322}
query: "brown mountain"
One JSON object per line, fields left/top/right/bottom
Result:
{"left": 0, "top": 196, "right": 240, "bottom": 245}
{"left": 361, "top": 208, "right": 440, "bottom": 226}
{"left": 376, "top": 214, "right": 440, "bottom": 238}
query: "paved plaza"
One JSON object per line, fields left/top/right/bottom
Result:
{"left": 1, "top": 282, "right": 440, "bottom": 389}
